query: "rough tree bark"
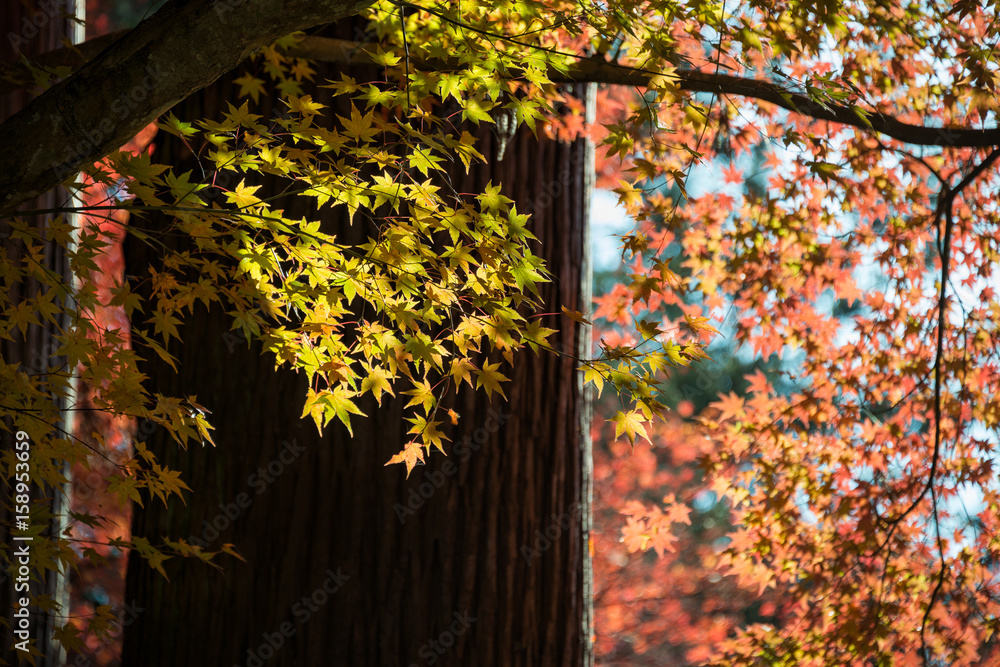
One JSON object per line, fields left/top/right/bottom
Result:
{"left": 121, "top": 24, "right": 594, "bottom": 667}
{"left": 0, "top": 2, "right": 81, "bottom": 664}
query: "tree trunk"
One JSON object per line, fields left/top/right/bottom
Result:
{"left": 1, "top": 2, "right": 82, "bottom": 664}
{"left": 123, "top": 25, "right": 593, "bottom": 667}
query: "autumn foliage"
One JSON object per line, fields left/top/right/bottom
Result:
{"left": 586, "top": 1, "right": 1000, "bottom": 661}
{"left": 3, "top": 0, "right": 1000, "bottom": 664}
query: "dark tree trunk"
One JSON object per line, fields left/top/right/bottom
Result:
{"left": 123, "top": 24, "right": 593, "bottom": 667}
{"left": 1, "top": 2, "right": 82, "bottom": 664}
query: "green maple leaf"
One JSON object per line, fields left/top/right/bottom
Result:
{"left": 408, "top": 148, "right": 445, "bottom": 176}
{"left": 509, "top": 254, "right": 545, "bottom": 294}
{"left": 461, "top": 95, "right": 494, "bottom": 124}
{"left": 477, "top": 181, "right": 511, "bottom": 212}
{"left": 302, "top": 386, "right": 365, "bottom": 435}
{"left": 158, "top": 111, "right": 198, "bottom": 138}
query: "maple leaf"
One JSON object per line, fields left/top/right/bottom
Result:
{"left": 326, "top": 387, "right": 366, "bottom": 435}
{"left": 408, "top": 415, "right": 450, "bottom": 454}
{"left": 475, "top": 361, "right": 508, "bottom": 399}
{"left": 461, "top": 94, "right": 494, "bottom": 124}
{"left": 337, "top": 103, "right": 379, "bottom": 143}
{"left": 130, "top": 536, "right": 171, "bottom": 580}
{"left": 404, "top": 332, "right": 448, "bottom": 371}
{"left": 611, "top": 410, "right": 650, "bottom": 444}
{"left": 449, "top": 358, "right": 477, "bottom": 388}
{"left": 583, "top": 363, "right": 608, "bottom": 396}
{"left": 386, "top": 441, "right": 426, "bottom": 477}
{"left": 221, "top": 100, "right": 264, "bottom": 131}
{"left": 722, "top": 161, "right": 743, "bottom": 185}
{"left": 360, "top": 365, "right": 394, "bottom": 406}
{"left": 225, "top": 179, "right": 263, "bottom": 210}
{"left": 509, "top": 256, "right": 545, "bottom": 294}
{"left": 561, "top": 305, "right": 593, "bottom": 325}
{"left": 407, "top": 148, "right": 445, "bottom": 177}
{"left": 648, "top": 526, "right": 677, "bottom": 557}
{"left": 403, "top": 378, "right": 437, "bottom": 414}
{"left": 157, "top": 112, "right": 198, "bottom": 139}
{"left": 666, "top": 502, "right": 692, "bottom": 526}
{"left": 682, "top": 312, "right": 720, "bottom": 337}
{"left": 712, "top": 392, "right": 745, "bottom": 422}
{"left": 836, "top": 275, "right": 863, "bottom": 306}
{"left": 621, "top": 517, "right": 650, "bottom": 552}
{"left": 51, "top": 622, "right": 85, "bottom": 653}
{"left": 233, "top": 73, "right": 267, "bottom": 103}
{"left": 521, "top": 319, "right": 557, "bottom": 354}
{"left": 476, "top": 181, "right": 512, "bottom": 211}
{"left": 613, "top": 180, "right": 643, "bottom": 212}
{"left": 365, "top": 44, "right": 401, "bottom": 67}
{"left": 301, "top": 386, "right": 365, "bottom": 435}
{"left": 635, "top": 318, "right": 662, "bottom": 340}
{"left": 285, "top": 94, "right": 326, "bottom": 116}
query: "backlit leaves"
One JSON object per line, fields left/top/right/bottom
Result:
{"left": 10, "top": 0, "right": 1000, "bottom": 662}
{"left": 586, "top": 0, "right": 1000, "bottom": 658}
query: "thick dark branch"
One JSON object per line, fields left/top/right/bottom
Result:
{"left": 581, "top": 65, "right": 1000, "bottom": 149}
{"left": 286, "top": 37, "right": 1000, "bottom": 149}
{"left": 13, "top": 32, "right": 1000, "bottom": 152}
{"left": 4, "top": 22, "right": 1000, "bottom": 217}
{"left": 0, "top": 0, "right": 373, "bottom": 218}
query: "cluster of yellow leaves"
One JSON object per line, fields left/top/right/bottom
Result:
{"left": 137, "top": 59, "right": 568, "bottom": 477}
{"left": 0, "top": 0, "right": 719, "bottom": 652}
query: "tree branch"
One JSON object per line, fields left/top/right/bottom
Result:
{"left": 0, "top": 0, "right": 374, "bottom": 218}
{"left": 11, "top": 33, "right": 1000, "bottom": 153}
{"left": 4, "top": 11, "right": 1000, "bottom": 217}
{"left": 285, "top": 37, "right": 1000, "bottom": 149}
